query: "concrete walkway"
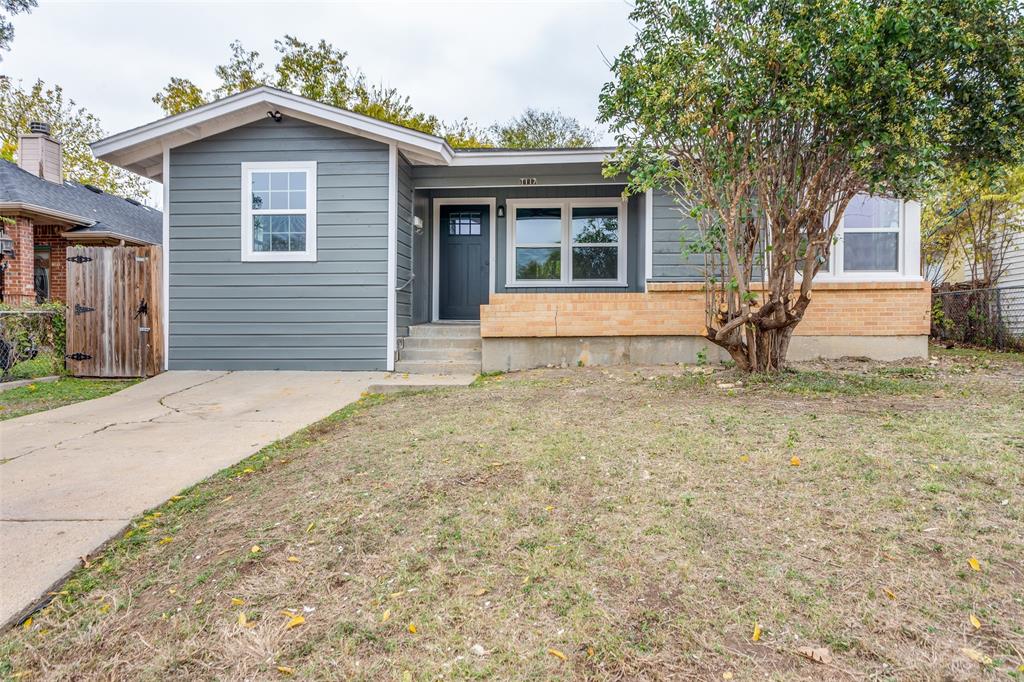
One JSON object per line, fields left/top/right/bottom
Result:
{"left": 0, "top": 370, "right": 472, "bottom": 627}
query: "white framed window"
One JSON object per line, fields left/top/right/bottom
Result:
{"left": 240, "top": 161, "right": 317, "bottom": 262}
{"left": 837, "top": 194, "right": 901, "bottom": 273}
{"left": 507, "top": 198, "right": 627, "bottom": 287}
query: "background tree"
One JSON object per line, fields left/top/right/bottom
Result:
{"left": 923, "top": 166, "right": 1024, "bottom": 287}
{"left": 152, "top": 36, "right": 494, "bottom": 148}
{"left": 599, "top": 0, "right": 1024, "bottom": 372}
{"left": 1, "top": 78, "right": 149, "bottom": 200}
{"left": 490, "top": 108, "right": 597, "bottom": 148}
{"left": 153, "top": 37, "right": 596, "bottom": 150}
{"left": 0, "top": 0, "right": 35, "bottom": 55}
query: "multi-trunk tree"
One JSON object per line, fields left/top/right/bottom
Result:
{"left": 599, "top": 0, "right": 1024, "bottom": 372}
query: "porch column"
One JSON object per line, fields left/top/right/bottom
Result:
{"left": 3, "top": 216, "right": 36, "bottom": 305}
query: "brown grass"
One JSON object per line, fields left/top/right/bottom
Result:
{"left": 2, "top": 348, "right": 1023, "bottom": 680}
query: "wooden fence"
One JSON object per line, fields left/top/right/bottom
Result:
{"left": 65, "top": 245, "right": 163, "bottom": 378}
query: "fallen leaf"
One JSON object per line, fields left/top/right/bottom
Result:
{"left": 305, "top": 522, "right": 315, "bottom": 533}
{"left": 961, "top": 647, "right": 992, "bottom": 665}
{"left": 739, "top": 455, "right": 749, "bottom": 463}
{"left": 250, "top": 545, "right": 262, "bottom": 554}
{"left": 752, "top": 623, "right": 761, "bottom": 642}
{"left": 237, "top": 612, "right": 248, "bottom": 627}
{"left": 285, "top": 615, "right": 305, "bottom": 630}
{"left": 170, "top": 495, "right": 184, "bottom": 501}
{"left": 287, "top": 556, "right": 300, "bottom": 563}
{"left": 796, "top": 646, "right": 832, "bottom": 665}
{"left": 970, "top": 614, "right": 981, "bottom": 629}
{"left": 472, "top": 588, "right": 488, "bottom": 597}
{"left": 790, "top": 456, "right": 801, "bottom": 467}
{"left": 548, "top": 647, "right": 567, "bottom": 661}
{"left": 381, "top": 609, "right": 391, "bottom": 623}
{"left": 276, "top": 666, "right": 294, "bottom": 676}
{"left": 723, "top": 673, "right": 734, "bottom": 680}
{"left": 21, "top": 617, "right": 31, "bottom": 630}
{"left": 231, "top": 597, "right": 244, "bottom": 606}
{"left": 407, "top": 623, "right": 417, "bottom": 634}
{"left": 158, "top": 536, "right": 173, "bottom": 545}
{"left": 168, "top": 587, "right": 177, "bottom": 595}
{"left": 967, "top": 556, "right": 981, "bottom": 572}
{"left": 242, "top": 468, "right": 255, "bottom": 474}
{"left": 884, "top": 588, "right": 897, "bottom": 600}
{"left": 222, "top": 496, "right": 233, "bottom": 503}
{"left": 99, "top": 602, "right": 111, "bottom": 614}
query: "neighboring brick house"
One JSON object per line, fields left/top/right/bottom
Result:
{"left": 0, "top": 122, "right": 162, "bottom": 305}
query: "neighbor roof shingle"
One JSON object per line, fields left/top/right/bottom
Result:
{"left": 0, "top": 159, "right": 162, "bottom": 245}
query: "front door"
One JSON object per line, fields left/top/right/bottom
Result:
{"left": 439, "top": 204, "right": 489, "bottom": 320}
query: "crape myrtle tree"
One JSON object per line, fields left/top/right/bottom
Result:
{"left": 599, "top": 0, "right": 1024, "bottom": 372}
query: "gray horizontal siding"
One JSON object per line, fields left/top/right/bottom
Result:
{"left": 168, "top": 117, "right": 389, "bottom": 370}
{"left": 413, "top": 162, "right": 620, "bottom": 189}
{"left": 396, "top": 153, "right": 414, "bottom": 337}
{"left": 650, "top": 188, "right": 704, "bottom": 282}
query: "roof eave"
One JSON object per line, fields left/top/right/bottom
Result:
{"left": 448, "top": 149, "right": 612, "bottom": 167}
{"left": 62, "top": 229, "right": 154, "bottom": 246}
{"left": 92, "top": 86, "right": 454, "bottom": 180}
{"left": 0, "top": 201, "right": 93, "bottom": 227}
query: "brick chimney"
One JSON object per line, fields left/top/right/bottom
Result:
{"left": 18, "top": 121, "right": 63, "bottom": 184}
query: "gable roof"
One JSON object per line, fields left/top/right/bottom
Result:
{"left": 0, "top": 160, "right": 162, "bottom": 245}
{"left": 92, "top": 86, "right": 456, "bottom": 180}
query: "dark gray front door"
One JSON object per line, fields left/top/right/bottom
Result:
{"left": 439, "top": 204, "right": 489, "bottom": 320}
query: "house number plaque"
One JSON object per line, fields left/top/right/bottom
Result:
{"left": 519, "top": 177, "right": 537, "bottom": 185}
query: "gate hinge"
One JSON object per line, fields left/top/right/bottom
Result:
{"left": 74, "top": 304, "right": 95, "bottom": 315}
{"left": 67, "top": 255, "right": 92, "bottom": 263}
{"left": 65, "top": 352, "right": 93, "bottom": 361}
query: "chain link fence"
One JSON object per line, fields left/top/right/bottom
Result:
{"left": 932, "top": 285, "right": 1024, "bottom": 351}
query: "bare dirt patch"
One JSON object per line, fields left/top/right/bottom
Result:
{"left": 2, "top": 351, "right": 1023, "bottom": 680}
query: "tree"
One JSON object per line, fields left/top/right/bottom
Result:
{"left": 0, "top": 0, "right": 35, "bottom": 55}
{"left": 923, "top": 166, "right": 1024, "bottom": 287}
{"left": 1, "top": 78, "right": 150, "bottom": 201}
{"left": 152, "top": 36, "right": 494, "bottom": 148}
{"left": 490, "top": 108, "right": 597, "bottom": 148}
{"left": 599, "top": 0, "right": 1024, "bottom": 372}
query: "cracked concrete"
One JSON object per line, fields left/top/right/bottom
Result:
{"left": 0, "top": 369, "right": 474, "bottom": 627}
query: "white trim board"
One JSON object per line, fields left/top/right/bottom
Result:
{"left": 387, "top": 145, "right": 398, "bottom": 371}
{"left": 161, "top": 146, "right": 170, "bottom": 371}
{"left": 431, "top": 197, "right": 497, "bottom": 323}
{"left": 449, "top": 149, "right": 612, "bottom": 166}
{"left": 644, "top": 189, "right": 654, "bottom": 290}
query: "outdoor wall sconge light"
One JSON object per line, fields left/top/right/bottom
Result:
{"left": 497, "top": 205, "right": 505, "bottom": 218}
{"left": 413, "top": 216, "right": 424, "bottom": 235}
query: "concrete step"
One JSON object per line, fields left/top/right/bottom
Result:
{"left": 400, "top": 336, "right": 481, "bottom": 351}
{"left": 407, "top": 324, "right": 481, "bottom": 339}
{"left": 398, "top": 347, "right": 482, "bottom": 363}
{"left": 395, "top": 360, "right": 481, "bottom": 375}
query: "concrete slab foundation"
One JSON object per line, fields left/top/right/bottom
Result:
{"left": 482, "top": 335, "right": 929, "bottom": 371}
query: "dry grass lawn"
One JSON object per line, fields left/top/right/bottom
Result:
{"left": 2, "top": 347, "right": 1023, "bottom": 680}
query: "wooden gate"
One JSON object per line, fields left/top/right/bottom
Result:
{"left": 65, "top": 245, "right": 163, "bottom": 377}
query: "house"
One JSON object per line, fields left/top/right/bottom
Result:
{"left": 91, "top": 86, "right": 930, "bottom": 373}
{"left": 0, "top": 122, "right": 163, "bottom": 304}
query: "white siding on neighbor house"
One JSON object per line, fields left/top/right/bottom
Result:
{"left": 1000, "top": 232, "right": 1024, "bottom": 288}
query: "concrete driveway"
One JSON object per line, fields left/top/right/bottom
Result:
{"left": 0, "top": 370, "right": 471, "bottom": 627}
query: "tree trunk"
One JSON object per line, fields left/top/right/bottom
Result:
{"left": 711, "top": 323, "right": 797, "bottom": 373}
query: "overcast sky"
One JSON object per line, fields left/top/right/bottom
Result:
{"left": 2, "top": 0, "right": 637, "bottom": 144}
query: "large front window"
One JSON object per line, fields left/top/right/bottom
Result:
{"left": 240, "top": 161, "right": 317, "bottom": 261}
{"left": 508, "top": 199, "right": 626, "bottom": 286}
